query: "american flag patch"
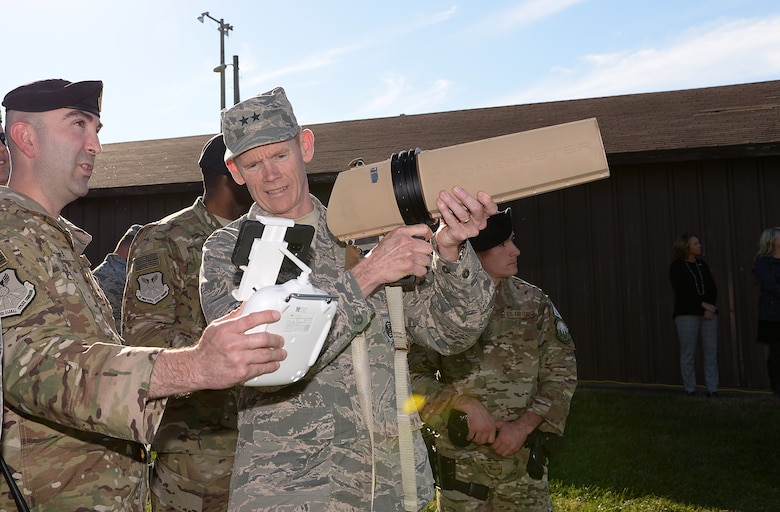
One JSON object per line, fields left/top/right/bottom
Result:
{"left": 134, "top": 252, "right": 160, "bottom": 272}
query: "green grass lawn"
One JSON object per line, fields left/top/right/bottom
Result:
{"left": 147, "top": 386, "right": 778, "bottom": 512}
{"left": 548, "top": 386, "right": 780, "bottom": 512}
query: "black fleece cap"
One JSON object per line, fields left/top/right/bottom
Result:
{"left": 469, "top": 208, "right": 513, "bottom": 252}
{"left": 198, "top": 134, "right": 231, "bottom": 176}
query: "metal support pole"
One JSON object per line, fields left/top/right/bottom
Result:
{"left": 233, "top": 55, "right": 240, "bottom": 104}
{"left": 219, "top": 18, "right": 226, "bottom": 110}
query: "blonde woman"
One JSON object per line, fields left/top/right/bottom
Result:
{"left": 754, "top": 227, "right": 780, "bottom": 397}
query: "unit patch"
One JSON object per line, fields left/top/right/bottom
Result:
{"left": 551, "top": 303, "right": 572, "bottom": 344}
{"left": 135, "top": 271, "right": 170, "bottom": 305}
{"left": 0, "top": 269, "right": 36, "bottom": 317}
{"left": 555, "top": 318, "right": 572, "bottom": 344}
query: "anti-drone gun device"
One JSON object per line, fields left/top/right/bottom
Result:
{"left": 326, "top": 118, "right": 610, "bottom": 241}
{"left": 236, "top": 216, "right": 338, "bottom": 387}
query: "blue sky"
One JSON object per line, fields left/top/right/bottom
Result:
{"left": 3, "top": 0, "right": 780, "bottom": 144}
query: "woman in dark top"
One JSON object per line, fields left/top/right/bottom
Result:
{"left": 754, "top": 227, "right": 780, "bottom": 397}
{"left": 669, "top": 233, "right": 719, "bottom": 396}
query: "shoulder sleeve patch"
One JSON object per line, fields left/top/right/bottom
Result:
{"left": 550, "top": 302, "right": 572, "bottom": 344}
{"left": 0, "top": 249, "right": 8, "bottom": 269}
{"left": 0, "top": 269, "right": 36, "bottom": 317}
{"left": 555, "top": 318, "right": 572, "bottom": 344}
{"left": 135, "top": 271, "right": 170, "bottom": 305}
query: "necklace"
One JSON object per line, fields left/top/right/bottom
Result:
{"left": 685, "top": 260, "right": 705, "bottom": 295}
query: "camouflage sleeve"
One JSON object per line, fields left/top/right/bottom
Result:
{"left": 1, "top": 317, "right": 3, "bottom": 430}
{"left": 406, "top": 241, "right": 494, "bottom": 355}
{"left": 528, "top": 295, "right": 578, "bottom": 434}
{"left": 199, "top": 223, "right": 242, "bottom": 323}
{"left": 1, "top": 237, "right": 165, "bottom": 443}
{"left": 91, "top": 256, "right": 125, "bottom": 329}
{"left": 122, "top": 225, "right": 198, "bottom": 348}
{"left": 408, "top": 343, "right": 456, "bottom": 433}
{"left": 305, "top": 268, "right": 373, "bottom": 374}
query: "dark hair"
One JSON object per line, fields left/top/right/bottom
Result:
{"left": 673, "top": 232, "right": 699, "bottom": 260}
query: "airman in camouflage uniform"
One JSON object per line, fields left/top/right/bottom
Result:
{"left": 0, "top": 188, "right": 165, "bottom": 510}
{"left": 123, "top": 134, "right": 253, "bottom": 512}
{"left": 409, "top": 208, "right": 577, "bottom": 512}
{"left": 0, "top": 79, "right": 285, "bottom": 511}
{"left": 0, "top": 318, "right": 3, "bottom": 436}
{"left": 199, "top": 87, "right": 498, "bottom": 511}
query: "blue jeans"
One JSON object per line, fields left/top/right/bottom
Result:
{"left": 674, "top": 315, "right": 719, "bottom": 393}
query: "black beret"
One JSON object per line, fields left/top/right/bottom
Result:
{"left": 198, "top": 134, "right": 231, "bottom": 176}
{"left": 469, "top": 208, "right": 513, "bottom": 252}
{"left": 2, "top": 79, "right": 103, "bottom": 117}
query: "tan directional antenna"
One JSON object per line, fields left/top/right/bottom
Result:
{"left": 327, "top": 118, "right": 610, "bottom": 241}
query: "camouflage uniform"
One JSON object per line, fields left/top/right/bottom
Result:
{"left": 1, "top": 318, "right": 3, "bottom": 433}
{"left": 123, "top": 197, "right": 237, "bottom": 512}
{"left": 409, "top": 276, "right": 577, "bottom": 512}
{"left": 0, "top": 189, "right": 166, "bottom": 511}
{"left": 92, "top": 250, "right": 129, "bottom": 329}
{"left": 199, "top": 196, "right": 495, "bottom": 512}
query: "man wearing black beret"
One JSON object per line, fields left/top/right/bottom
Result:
{"left": 122, "top": 133, "right": 253, "bottom": 512}
{"left": 0, "top": 79, "right": 286, "bottom": 510}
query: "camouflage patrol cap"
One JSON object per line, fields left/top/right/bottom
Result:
{"left": 198, "top": 133, "right": 231, "bottom": 176}
{"left": 2, "top": 79, "right": 103, "bottom": 117}
{"left": 469, "top": 208, "right": 513, "bottom": 252}
{"left": 221, "top": 87, "right": 300, "bottom": 162}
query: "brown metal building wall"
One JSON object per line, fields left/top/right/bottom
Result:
{"left": 62, "top": 187, "right": 201, "bottom": 267}
{"left": 62, "top": 155, "right": 778, "bottom": 390}
{"left": 503, "top": 154, "right": 780, "bottom": 390}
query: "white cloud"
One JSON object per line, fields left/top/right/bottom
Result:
{"left": 239, "top": 5, "right": 458, "bottom": 92}
{"left": 357, "top": 75, "right": 455, "bottom": 118}
{"left": 403, "top": 79, "right": 456, "bottom": 113}
{"left": 360, "top": 74, "right": 409, "bottom": 115}
{"left": 242, "top": 44, "right": 365, "bottom": 89}
{"left": 507, "top": 15, "right": 780, "bottom": 104}
{"left": 429, "top": 5, "right": 459, "bottom": 25}
{"left": 469, "top": 0, "right": 586, "bottom": 34}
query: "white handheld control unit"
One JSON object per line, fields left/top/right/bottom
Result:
{"left": 237, "top": 216, "right": 338, "bottom": 387}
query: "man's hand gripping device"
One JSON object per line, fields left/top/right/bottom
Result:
{"left": 234, "top": 216, "right": 337, "bottom": 387}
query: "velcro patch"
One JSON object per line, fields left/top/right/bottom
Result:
{"left": 505, "top": 310, "right": 536, "bottom": 320}
{"left": 0, "top": 269, "right": 36, "bottom": 317}
{"left": 134, "top": 252, "right": 161, "bottom": 272}
{"left": 135, "top": 271, "right": 170, "bottom": 305}
{"left": 556, "top": 318, "right": 572, "bottom": 344}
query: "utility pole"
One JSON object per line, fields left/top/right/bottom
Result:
{"left": 198, "top": 11, "right": 233, "bottom": 110}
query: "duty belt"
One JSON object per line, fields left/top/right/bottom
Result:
{"left": 438, "top": 455, "right": 490, "bottom": 501}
